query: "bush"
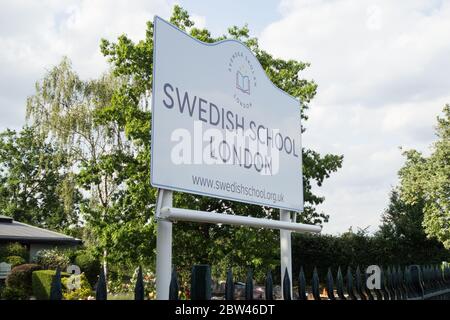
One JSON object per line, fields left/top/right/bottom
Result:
{"left": 5, "top": 255, "right": 26, "bottom": 267}
{"left": 74, "top": 251, "right": 100, "bottom": 287}
{"left": 32, "top": 270, "right": 69, "bottom": 300}
{"left": 63, "top": 273, "right": 93, "bottom": 300}
{"left": 5, "top": 263, "right": 41, "bottom": 296}
{"left": 0, "top": 242, "right": 28, "bottom": 261}
{"left": 1, "top": 286, "right": 28, "bottom": 300}
{"left": 34, "top": 249, "right": 70, "bottom": 270}
{"left": 0, "top": 280, "right": 5, "bottom": 298}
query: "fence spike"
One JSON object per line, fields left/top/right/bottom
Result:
{"left": 445, "top": 267, "right": 448, "bottom": 284}
{"left": 312, "top": 267, "right": 321, "bottom": 300}
{"left": 355, "top": 266, "right": 366, "bottom": 300}
{"left": 396, "top": 266, "right": 405, "bottom": 300}
{"left": 50, "top": 267, "right": 62, "bottom": 300}
{"left": 436, "top": 265, "right": 443, "bottom": 288}
{"left": 373, "top": 268, "right": 383, "bottom": 300}
{"left": 265, "top": 270, "right": 273, "bottom": 300}
{"left": 326, "top": 268, "right": 335, "bottom": 300}
{"left": 336, "top": 266, "right": 346, "bottom": 300}
{"left": 386, "top": 266, "right": 397, "bottom": 300}
{"left": 346, "top": 267, "right": 357, "bottom": 300}
{"left": 387, "top": 266, "right": 396, "bottom": 300}
{"left": 96, "top": 266, "right": 107, "bottom": 300}
{"left": 282, "top": 267, "right": 292, "bottom": 300}
{"left": 362, "top": 268, "right": 375, "bottom": 300}
{"left": 134, "top": 266, "right": 145, "bottom": 300}
{"left": 379, "top": 267, "right": 390, "bottom": 300}
{"left": 298, "top": 266, "right": 307, "bottom": 300}
{"left": 245, "top": 268, "right": 253, "bottom": 300}
{"left": 404, "top": 266, "right": 412, "bottom": 299}
{"left": 409, "top": 265, "right": 424, "bottom": 299}
{"left": 169, "top": 268, "right": 179, "bottom": 300}
{"left": 191, "top": 264, "right": 212, "bottom": 300}
{"left": 225, "top": 269, "right": 234, "bottom": 300}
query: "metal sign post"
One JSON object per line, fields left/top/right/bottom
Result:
{"left": 280, "top": 209, "right": 293, "bottom": 298}
{"left": 155, "top": 188, "right": 321, "bottom": 299}
{"left": 155, "top": 189, "right": 173, "bottom": 300}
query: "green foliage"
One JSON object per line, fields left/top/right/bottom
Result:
{"left": 62, "top": 273, "right": 93, "bottom": 300}
{"left": 0, "top": 127, "right": 81, "bottom": 231}
{"left": 0, "top": 242, "right": 28, "bottom": 261}
{"left": 5, "top": 264, "right": 41, "bottom": 296}
{"left": 1, "top": 286, "right": 28, "bottom": 300}
{"left": 291, "top": 229, "right": 450, "bottom": 281}
{"left": 74, "top": 251, "right": 100, "bottom": 286}
{"left": 33, "top": 249, "right": 70, "bottom": 270}
{"left": 32, "top": 269, "right": 69, "bottom": 300}
{"left": 5, "top": 255, "right": 26, "bottom": 268}
{"left": 379, "top": 189, "right": 429, "bottom": 243}
{"left": 399, "top": 105, "right": 450, "bottom": 248}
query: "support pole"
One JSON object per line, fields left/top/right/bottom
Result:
{"left": 280, "top": 209, "right": 293, "bottom": 299}
{"left": 160, "top": 207, "right": 322, "bottom": 233}
{"left": 156, "top": 189, "right": 173, "bottom": 300}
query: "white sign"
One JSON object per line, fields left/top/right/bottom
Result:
{"left": 151, "top": 16, "right": 303, "bottom": 211}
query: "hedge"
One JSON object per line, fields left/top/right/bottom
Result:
{"left": 32, "top": 270, "right": 69, "bottom": 300}
{"left": 6, "top": 264, "right": 41, "bottom": 296}
{"left": 291, "top": 232, "right": 450, "bottom": 281}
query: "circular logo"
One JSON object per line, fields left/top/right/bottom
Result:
{"left": 228, "top": 51, "right": 257, "bottom": 109}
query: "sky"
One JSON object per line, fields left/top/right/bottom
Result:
{"left": 0, "top": 0, "right": 449, "bottom": 234}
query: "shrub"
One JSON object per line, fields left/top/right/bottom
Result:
{"left": 5, "top": 263, "right": 41, "bottom": 296}
{"left": 65, "top": 248, "right": 79, "bottom": 264}
{"left": 32, "top": 270, "right": 69, "bottom": 300}
{"left": 0, "top": 280, "right": 5, "bottom": 298}
{"left": 62, "top": 273, "right": 93, "bottom": 300}
{"left": 34, "top": 249, "right": 70, "bottom": 270}
{"left": 1, "top": 286, "right": 28, "bottom": 300}
{"left": 0, "top": 242, "right": 28, "bottom": 261}
{"left": 5, "top": 255, "right": 26, "bottom": 267}
{"left": 74, "top": 251, "right": 100, "bottom": 287}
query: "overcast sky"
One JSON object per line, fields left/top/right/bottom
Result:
{"left": 1, "top": 0, "right": 449, "bottom": 234}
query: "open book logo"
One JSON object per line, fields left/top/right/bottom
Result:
{"left": 236, "top": 71, "right": 251, "bottom": 95}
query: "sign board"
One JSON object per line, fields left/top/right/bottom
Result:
{"left": 151, "top": 16, "right": 303, "bottom": 211}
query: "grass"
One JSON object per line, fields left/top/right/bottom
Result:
{"left": 108, "top": 292, "right": 134, "bottom": 300}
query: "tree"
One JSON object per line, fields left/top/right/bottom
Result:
{"left": 376, "top": 189, "right": 449, "bottom": 264}
{"left": 99, "top": 5, "right": 343, "bottom": 280}
{"left": 26, "top": 58, "right": 154, "bottom": 275}
{"left": 398, "top": 105, "right": 450, "bottom": 248}
{"left": 0, "top": 127, "right": 80, "bottom": 231}
{"left": 379, "top": 189, "right": 427, "bottom": 242}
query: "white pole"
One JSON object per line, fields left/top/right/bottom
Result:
{"left": 159, "top": 207, "right": 322, "bottom": 233}
{"left": 156, "top": 189, "right": 173, "bottom": 300}
{"left": 280, "top": 209, "right": 293, "bottom": 298}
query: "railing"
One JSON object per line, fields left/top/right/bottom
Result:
{"left": 167, "top": 264, "right": 450, "bottom": 300}
{"left": 44, "top": 263, "right": 450, "bottom": 300}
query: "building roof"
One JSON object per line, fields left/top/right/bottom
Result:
{"left": 0, "top": 215, "right": 82, "bottom": 245}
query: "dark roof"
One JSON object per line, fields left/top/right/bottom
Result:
{"left": 0, "top": 215, "right": 81, "bottom": 245}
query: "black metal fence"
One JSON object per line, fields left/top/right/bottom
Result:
{"left": 169, "top": 264, "right": 450, "bottom": 300}
{"left": 48, "top": 263, "right": 450, "bottom": 300}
